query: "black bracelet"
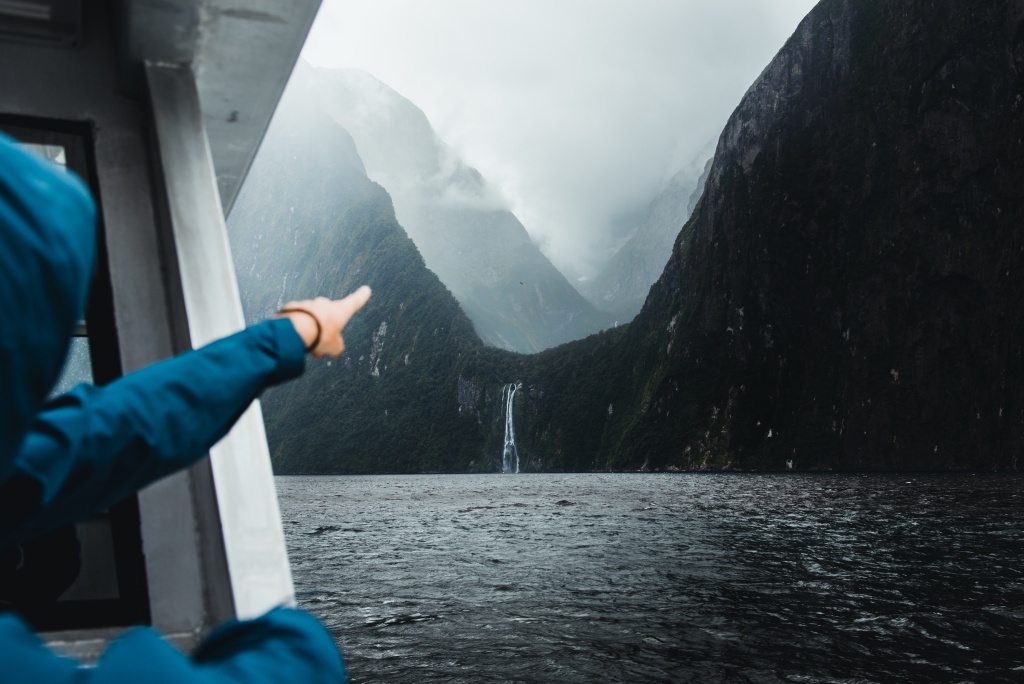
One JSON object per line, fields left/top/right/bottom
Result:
{"left": 278, "top": 307, "right": 322, "bottom": 353}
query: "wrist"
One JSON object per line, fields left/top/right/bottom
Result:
{"left": 277, "top": 308, "right": 321, "bottom": 353}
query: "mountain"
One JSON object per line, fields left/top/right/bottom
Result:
{"left": 305, "top": 66, "right": 613, "bottom": 353}
{"left": 232, "top": 0, "right": 1024, "bottom": 474}
{"left": 227, "top": 61, "right": 493, "bottom": 473}
{"left": 506, "top": 0, "right": 1024, "bottom": 471}
{"left": 580, "top": 160, "right": 711, "bottom": 321}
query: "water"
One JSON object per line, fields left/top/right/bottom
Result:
{"left": 277, "top": 473, "right": 1024, "bottom": 683}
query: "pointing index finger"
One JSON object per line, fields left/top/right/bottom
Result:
{"left": 335, "top": 285, "right": 372, "bottom": 327}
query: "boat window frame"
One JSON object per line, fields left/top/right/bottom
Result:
{"left": 0, "top": 115, "right": 152, "bottom": 632}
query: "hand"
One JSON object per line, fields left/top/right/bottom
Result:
{"left": 278, "top": 286, "right": 372, "bottom": 357}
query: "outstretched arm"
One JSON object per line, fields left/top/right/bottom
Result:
{"left": 0, "top": 287, "right": 371, "bottom": 549}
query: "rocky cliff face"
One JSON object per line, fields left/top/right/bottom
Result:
{"left": 588, "top": 0, "right": 1024, "bottom": 470}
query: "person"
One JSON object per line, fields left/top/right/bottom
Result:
{"left": 0, "top": 130, "right": 368, "bottom": 682}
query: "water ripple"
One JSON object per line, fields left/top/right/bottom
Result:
{"left": 279, "top": 473, "right": 1024, "bottom": 683}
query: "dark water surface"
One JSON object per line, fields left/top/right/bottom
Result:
{"left": 277, "top": 474, "right": 1024, "bottom": 683}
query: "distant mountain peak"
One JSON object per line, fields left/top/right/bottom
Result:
{"left": 305, "top": 64, "right": 612, "bottom": 352}
{"left": 580, "top": 157, "right": 711, "bottom": 321}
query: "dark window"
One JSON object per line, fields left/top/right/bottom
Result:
{"left": 0, "top": 0, "right": 82, "bottom": 46}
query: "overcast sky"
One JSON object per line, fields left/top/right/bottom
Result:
{"left": 302, "top": 0, "right": 820, "bottom": 281}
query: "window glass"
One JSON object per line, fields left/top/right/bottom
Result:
{"left": 19, "top": 141, "right": 94, "bottom": 398}
{"left": 50, "top": 336, "right": 93, "bottom": 396}
{"left": 19, "top": 141, "right": 66, "bottom": 167}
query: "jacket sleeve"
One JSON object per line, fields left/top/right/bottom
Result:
{"left": 0, "top": 607, "right": 347, "bottom": 684}
{"left": 0, "top": 318, "right": 305, "bottom": 549}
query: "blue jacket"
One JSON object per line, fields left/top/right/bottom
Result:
{"left": 0, "top": 134, "right": 346, "bottom": 681}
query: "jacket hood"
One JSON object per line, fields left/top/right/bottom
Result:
{"left": 0, "top": 132, "right": 96, "bottom": 475}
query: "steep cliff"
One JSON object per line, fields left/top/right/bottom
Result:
{"left": 228, "top": 62, "right": 505, "bottom": 473}
{"left": 570, "top": 0, "right": 1024, "bottom": 470}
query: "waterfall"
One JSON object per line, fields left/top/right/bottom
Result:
{"left": 501, "top": 382, "right": 522, "bottom": 473}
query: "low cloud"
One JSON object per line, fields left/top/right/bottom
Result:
{"left": 428, "top": 143, "right": 511, "bottom": 213}
{"left": 303, "top": 0, "right": 818, "bottom": 280}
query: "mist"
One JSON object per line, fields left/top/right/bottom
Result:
{"left": 302, "top": 0, "right": 820, "bottom": 281}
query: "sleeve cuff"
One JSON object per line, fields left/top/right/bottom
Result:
{"left": 261, "top": 318, "right": 307, "bottom": 385}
